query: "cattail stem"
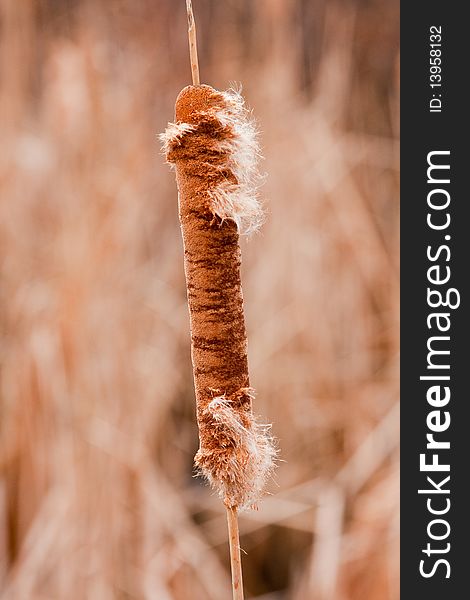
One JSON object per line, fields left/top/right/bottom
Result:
{"left": 226, "top": 507, "right": 244, "bottom": 600}
{"left": 186, "top": 0, "right": 200, "bottom": 85}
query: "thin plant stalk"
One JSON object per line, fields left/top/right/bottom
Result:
{"left": 226, "top": 507, "right": 244, "bottom": 600}
{"left": 186, "top": 0, "right": 200, "bottom": 85}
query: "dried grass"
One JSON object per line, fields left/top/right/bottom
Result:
{"left": 0, "top": 1, "right": 399, "bottom": 598}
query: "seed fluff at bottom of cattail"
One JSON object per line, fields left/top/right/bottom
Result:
{"left": 195, "top": 387, "right": 277, "bottom": 511}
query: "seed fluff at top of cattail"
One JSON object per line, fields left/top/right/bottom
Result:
{"left": 160, "top": 85, "right": 265, "bottom": 236}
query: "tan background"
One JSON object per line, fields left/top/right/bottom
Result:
{"left": 0, "top": 1, "right": 399, "bottom": 598}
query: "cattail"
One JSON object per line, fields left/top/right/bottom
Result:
{"left": 162, "top": 84, "right": 275, "bottom": 512}
{"left": 160, "top": 5, "right": 275, "bottom": 598}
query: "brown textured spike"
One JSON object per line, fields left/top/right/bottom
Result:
{"left": 162, "top": 85, "right": 275, "bottom": 509}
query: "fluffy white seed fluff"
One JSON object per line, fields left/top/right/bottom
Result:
{"left": 209, "top": 88, "right": 264, "bottom": 234}
{"left": 159, "top": 121, "right": 195, "bottom": 156}
{"left": 196, "top": 388, "right": 277, "bottom": 510}
{"left": 160, "top": 87, "right": 264, "bottom": 235}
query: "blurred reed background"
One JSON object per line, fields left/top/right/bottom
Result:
{"left": 0, "top": 0, "right": 399, "bottom": 598}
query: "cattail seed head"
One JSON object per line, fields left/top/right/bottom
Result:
{"left": 161, "top": 84, "right": 264, "bottom": 235}
{"left": 161, "top": 85, "right": 275, "bottom": 509}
